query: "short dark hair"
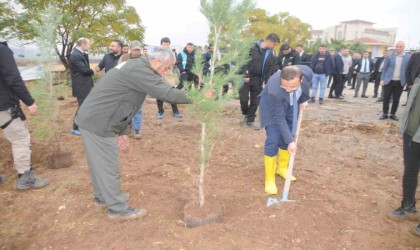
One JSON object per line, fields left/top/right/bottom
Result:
{"left": 161, "top": 37, "right": 171, "bottom": 45}
{"left": 363, "top": 51, "right": 369, "bottom": 54}
{"left": 280, "top": 43, "right": 290, "bottom": 51}
{"left": 187, "top": 42, "right": 194, "bottom": 47}
{"left": 319, "top": 44, "right": 326, "bottom": 48}
{"left": 330, "top": 49, "right": 335, "bottom": 52}
{"left": 112, "top": 39, "right": 123, "bottom": 48}
{"left": 296, "top": 44, "right": 304, "bottom": 48}
{"left": 143, "top": 48, "right": 148, "bottom": 51}
{"left": 281, "top": 66, "right": 302, "bottom": 81}
{"left": 123, "top": 44, "right": 129, "bottom": 47}
{"left": 265, "top": 33, "right": 280, "bottom": 43}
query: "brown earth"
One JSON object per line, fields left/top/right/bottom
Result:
{"left": 0, "top": 84, "right": 419, "bottom": 249}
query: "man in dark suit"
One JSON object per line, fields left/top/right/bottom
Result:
{"left": 69, "top": 38, "right": 95, "bottom": 135}
{"left": 329, "top": 48, "right": 344, "bottom": 99}
{"left": 373, "top": 51, "right": 388, "bottom": 98}
{"left": 403, "top": 52, "right": 420, "bottom": 106}
{"left": 353, "top": 51, "right": 375, "bottom": 98}
{"left": 295, "top": 44, "right": 311, "bottom": 66}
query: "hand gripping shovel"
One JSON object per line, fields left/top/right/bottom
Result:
{"left": 267, "top": 106, "right": 304, "bottom": 207}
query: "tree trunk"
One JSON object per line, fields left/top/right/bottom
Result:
{"left": 199, "top": 122, "right": 206, "bottom": 208}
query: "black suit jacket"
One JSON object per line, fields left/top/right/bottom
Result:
{"left": 299, "top": 51, "right": 311, "bottom": 66}
{"left": 70, "top": 49, "right": 94, "bottom": 98}
{"left": 353, "top": 58, "right": 374, "bottom": 73}
{"left": 406, "top": 52, "right": 420, "bottom": 85}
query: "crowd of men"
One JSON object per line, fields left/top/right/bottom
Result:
{"left": 1, "top": 33, "right": 420, "bottom": 235}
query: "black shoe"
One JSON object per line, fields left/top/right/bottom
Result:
{"left": 390, "top": 114, "right": 399, "bottom": 121}
{"left": 413, "top": 224, "right": 420, "bottom": 237}
{"left": 353, "top": 95, "right": 358, "bottom": 98}
{"left": 379, "top": 114, "right": 389, "bottom": 120}
{"left": 388, "top": 201, "right": 417, "bottom": 222}
{"left": 372, "top": 95, "right": 377, "bottom": 98}
{"left": 350, "top": 88, "right": 355, "bottom": 90}
{"left": 246, "top": 122, "right": 260, "bottom": 130}
{"left": 376, "top": 98, "right": 383, "bottom": 102}
{"left": 361, "top": 95, "right": 368, "bottom": 98}
{"left": 319, "top": 98, "right": 324, "bottom": 104}
{"left": 335, "top": 96, "right": 344, "bottom": 100}
{"left": 328, "top": 95, "right": 334, "bottom": 99}
{"left": 402, "top": 103, "right": 407, "bottom": 106}
{"left": 309, "top": 97, "right": 316, "bottom": 103}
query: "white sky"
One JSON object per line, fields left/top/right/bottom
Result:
{"left": 127, "top": 0, "right": 420, "bottom": 49}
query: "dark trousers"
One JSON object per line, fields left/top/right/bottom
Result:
{"left": 348, "top": 73, "right": 357, "bottom": 88}
{"left": 239, "top": 79, "right": 263, "bottom": 123}
{"left": 327, "top": 75, "right": 333, "bottom": 87}
{"left": 329, "top": 73, "right": 343, "bottom": 98}
{"left": 264, "top": 124, "right": 288, "bottom": 156}
{"left": 402, "top": 133, "right": 420, "bottom": 203}
{"left": 73, "top": 97, "right": 85, "bottom": 130}
{"left": 156, "top": 100, "right": 178, "bottom": 114}
{"left": 383, "top": 80, "right": 404, "bottom": 115}
{"left": 373, "top": 72, "right": 381, "bottom": 96}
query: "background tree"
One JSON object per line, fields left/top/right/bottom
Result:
{"left": 189, "top": 0, "right": 255, "bottom": 208}
{"left": 9, "top": 0, "right": 145, "bottom": 71}
{"left": 243, "top": 9, "right": 311, "bottom": 51}
{"left": 348, "top": 42, "right": 367, "bottom": 54}
{"left": 327, "top": 38, "right": 346, "bottom": 51}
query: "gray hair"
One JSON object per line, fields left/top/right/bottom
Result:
{"left": 148, "top": 48, "right": 176, "bottom": 64}
{"left": 76, "top": 37, "right": 89, "bottom": 46}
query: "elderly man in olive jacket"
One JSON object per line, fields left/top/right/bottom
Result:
{"left": 75, "top": 48, "right": 191, "bottom": 220}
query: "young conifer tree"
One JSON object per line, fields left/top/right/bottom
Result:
{"left": 30, "top": 5, "right": 63, "bottom": 141}
{"left": 188, "top": 0, "right": 255, "bottom": 207}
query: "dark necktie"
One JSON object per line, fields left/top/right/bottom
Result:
{"left": 292, "top": 91, "right": 298, "bottom": 135}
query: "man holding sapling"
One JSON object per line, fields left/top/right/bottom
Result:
{"left": 259, "top": 65, "right": 312, "bottom": 195}
{"left": 76, "top": 48, "right": 214, "bottom": 220}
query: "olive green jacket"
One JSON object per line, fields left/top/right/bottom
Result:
{"left": 399, "top": 78, "right": 420, "bottom": 142}
{"left": 75, "top": 57, "right": 189, "bottom": 137}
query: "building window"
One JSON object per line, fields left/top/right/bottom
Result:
{"left": 338, "top": 31, "right": 343, "bottom": 40}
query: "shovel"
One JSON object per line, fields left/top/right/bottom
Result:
{"left": 267, "top": 105, "right": 304, "bottom": 207}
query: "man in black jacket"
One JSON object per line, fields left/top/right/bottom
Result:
{"left": 240, "top": 33, "right": 280, "bottom": 129}
{"left": 277, "top": 43, "right": 300, "bottom": 70}
{"left": 373, "top": 51, "right": 388, "bottom": 98}
{"left": 295, "top": 44, "right": 311, "bottom": 66}
{"left": 406, "top": 52, "right": 420, "bottom": 92}
{"left": 0, "top": 41, "right": 49, "bottom": 189}
{"left": 94, "top": 40, "right": 123, "bottom": 73}
{"left": 69, "top": 38, "right": 94, "bottom": 135}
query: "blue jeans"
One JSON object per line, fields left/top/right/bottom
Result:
{"left": 311, "top": 73, "right": 327, "bottom": 98}
{"left": 132, "top": 108, "right": 142, "bottom": 132}
{"left": 264, "top": 124, "right": 288, "bottom": 156}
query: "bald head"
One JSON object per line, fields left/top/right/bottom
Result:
{"left": 76, "top": 37, "right": 90, "bottom": 52}
{"left": 395, "top": 41, "right": 405, "bottom": 55}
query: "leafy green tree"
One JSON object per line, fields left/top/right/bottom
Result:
{"left": 243, "top": 9, "right": 311, "bottom": 51}
{"left": 9, "top": 0, "right": 145, "bottom": 71}
{"left": 189, "top": 0, "right": 254, "bottom": 208}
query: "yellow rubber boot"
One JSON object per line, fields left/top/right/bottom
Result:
{"left": 276, "top": 149, "right": 297, "bottom": 181}
{"left": 264, "top": 155, "right": 278, "bottom": 195}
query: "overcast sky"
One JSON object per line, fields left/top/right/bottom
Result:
{"left": 127, "top": 0, "right": 420, "bottom": 49}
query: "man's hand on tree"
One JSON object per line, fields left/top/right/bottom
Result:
{"left": 205, "top": 89, "right": 216, "bottom": 99}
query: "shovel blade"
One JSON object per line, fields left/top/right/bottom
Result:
{"left": 267, "top": 197, "right": 280, "bottom": 207}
